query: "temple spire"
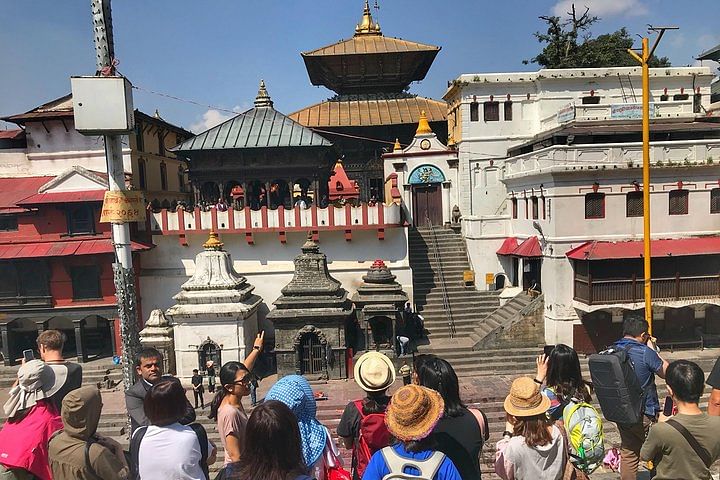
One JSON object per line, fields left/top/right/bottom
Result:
{"left": 393, "top": 138, "right": 402, "bottom": 152}
{"left": 355, "top": 0, "right": 381, "bottom": 36}
{"left": 254, "top": 79, "right": 274, "bottom": 108}
{"left": 415, "top": 110, "right": 433, "bottom": 135}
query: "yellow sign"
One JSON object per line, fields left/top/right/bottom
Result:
{"left": 100, "top": 190, "right": 146, "bottom": 223}
{"left": 485, "top": 273, "right": 494, "bottom": 285}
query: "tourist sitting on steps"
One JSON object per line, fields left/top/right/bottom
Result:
{"left": 233, "top": 400, "right": 314, "bottom": 480}
{"left": 124, "top": 347, "right": 195, "bottom": 434}
{"left": 0, "top": 360, "right": 65, "bottom": 480}
{"left": 49, "top": 386, "right": 129, "bottom": 480}
{"left": 416, "top": 356, "right": 489, "bottom": 480}
{"left": 495, "top": 377, "right": 567, "bottom": 480}
{"left": 265, "top": 375, "right": 343, "bottom": 480}
{"left": 362, "top": 384, "right": 462, "bottom": 480}
{"left": 337, "top": 351, "right": 395, "bottom": 480}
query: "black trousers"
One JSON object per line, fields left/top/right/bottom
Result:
{"left": 193, "top": 389, "right": 204, "bottom": 408}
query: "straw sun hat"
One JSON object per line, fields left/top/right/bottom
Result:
{"left": 385, "top": 384, "right": 444, "bottom": 442}
{"left": 353, "top": 351, "right": 396, "bottom": 392}
{"left": 503, "top": 377, "right": 551, "bottom": 418}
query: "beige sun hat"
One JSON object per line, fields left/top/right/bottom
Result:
{"left": 353, "top": 351, "right": 396, "bottom": 392}
{"left": 385, "top": 384, "right": 444, "bottom": 442}
{"left": 3, "top": 360, "right": 68, "bottom": 418}
{"left": 503, "top": 376, "right": 551, "bottom": 418}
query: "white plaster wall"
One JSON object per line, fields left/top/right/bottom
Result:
{"left": 139, "top": 228, "right": 412, "bottom": 341}
{"left": 0, "top": 150, "right": 32, "bottom": 176}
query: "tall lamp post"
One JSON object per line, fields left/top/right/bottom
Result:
{"left": 627, "top": 26, "right": 677, "bottom": 335}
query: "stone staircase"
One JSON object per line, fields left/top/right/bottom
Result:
{"left": 470, "top": 293, "right": 539, "bottom": 350}
{"left": 408, "top": 226, "right": 501, "bottom": 343}
{"left": 0, "top": 357, "right": 123, "bottom": 390}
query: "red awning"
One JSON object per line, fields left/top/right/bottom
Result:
{"left": 566, "top": 237, "right": 720, "bottom": 260}
{"left": 497, "top": 236, "right": 542, "bottom": 257}
{"left": 513, "top": 236, "right": 543, "bottom": 257}
{"left": 496, "top": 237, "right": 519, "bottom": 255}
{"left": 0, "top": 239, "right": 153, "bottom": 259}
{"left": 18, "top": 190, "right": 106, "bottom": 205}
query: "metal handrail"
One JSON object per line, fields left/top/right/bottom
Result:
{"left": 425, "top": 216, "right": 455, "bottom": 338}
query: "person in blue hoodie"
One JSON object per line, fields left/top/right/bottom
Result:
{"left": 362, "top": 384, "right": 461, "bottom": 480}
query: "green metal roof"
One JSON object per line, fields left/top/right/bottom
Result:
{"left": 697, "top": 43, "right": 720, "bottom": 62}
{"left": 174, "top": 81, "right": 332, "bottom": 152}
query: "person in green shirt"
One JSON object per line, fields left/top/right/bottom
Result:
{"left": 641, "top": 360, "right": 720, "bottom": 480}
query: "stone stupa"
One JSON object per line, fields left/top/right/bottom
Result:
{"left": 267, "top": 233, "right": 354, "bottom": 380}
{"left": 165, "top": 232, "right": 262, "bottom": 380}
{"left": 351, "top": 259, "right": 408, "bottom": 354}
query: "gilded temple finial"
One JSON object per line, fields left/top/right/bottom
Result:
{"left": 415, "top": 110, "right": 433, "bottom": 136}
{"left": 203, "top": 231, "right": 224, "bottom": 251}
{"left": 393, "top": 138, "right": 402, "bottom": 152}
{"left": 254, "top": 79, "right": 274, "bottom": 108}
{"left": 355, "top": 0, "right": 382, "bottom": 36}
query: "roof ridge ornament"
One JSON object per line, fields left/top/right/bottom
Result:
{"left": 355, "top": 0, "right": 382, "bottom": 36}
{"left": 254, "top": 79, "right": 274, "bottom": 108}
{"left": 203, "top": 231, "right": 224, "bottom": 251}
{"left": 415, "top": 110, "right": 433, "bottom": 135}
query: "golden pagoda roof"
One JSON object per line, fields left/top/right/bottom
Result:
{"left": 289, "top": 95, "right": 447, "bottom": 128}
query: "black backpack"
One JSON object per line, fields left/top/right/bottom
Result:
{"left": 130, "top": 423, "right": 209, "bottom": 480}
{"left": 588, "top": 344, "right": 645, "bottom": 425}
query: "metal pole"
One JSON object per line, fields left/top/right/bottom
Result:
{"left": 640, "top": 38, "right": 652, "bottom": 334}
{"left": 90, "top": 0, "right": 141, "bottom": 390}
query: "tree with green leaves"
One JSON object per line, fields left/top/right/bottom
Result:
{"left": 525, "top": 4, "right": 671, "bottom": 68}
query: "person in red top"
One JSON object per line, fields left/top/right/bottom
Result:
{"left": 0, "top": 360, "right": 65, "bottom": 480}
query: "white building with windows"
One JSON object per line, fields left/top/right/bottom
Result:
{"left": 444, "top": 66, "right": 720, "bottom": 352}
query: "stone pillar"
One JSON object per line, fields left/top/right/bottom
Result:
{"left": 108, "top": 317, "right": 118, "bottom": 356}
{"left": 265, "top": 181, "right": 272, "bottom": 209}
{"left": 442, "top": 181, "right": 451, "bottom": 225}
{"left": 73, "top": 318, "right": 87, "bottom": 363}
{"left": 0, "top": 323, "right": 13, "bottom": 366}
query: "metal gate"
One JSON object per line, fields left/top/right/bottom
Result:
{"left": 300, "top": 333, "right": 324, "bottom": 374}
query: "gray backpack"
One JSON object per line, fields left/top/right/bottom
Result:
{"left": 380, "top": 447, "right": 445, "bottom": 480}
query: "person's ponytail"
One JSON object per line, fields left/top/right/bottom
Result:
{"left": 208, "top": 361, "right": 248, "bottom": 420}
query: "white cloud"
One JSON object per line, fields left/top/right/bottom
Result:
{"left": 189, "top": 105, "right": 245, "bottom": 134}
{"left": 551, "top": 0, "right": 647, "bottom": 19}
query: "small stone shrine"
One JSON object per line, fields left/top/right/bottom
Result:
{"left": 139, "top": 309, "right": 176, "bottom": 375}
{"left": 351, "top": 259, "right": 408, "bottom": 354}
{"left": 165, "top": 232, "right": 262, "bottom": 380}
{"left": 268, "top": 234, "right": 354, "bottom": 380}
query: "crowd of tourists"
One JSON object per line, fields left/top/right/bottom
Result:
{"left": 1, "top": 315, "right": 720, "bottom": 479}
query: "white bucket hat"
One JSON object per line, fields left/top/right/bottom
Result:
{"left": 3, "top": 360, "right": 68, "bottom": 418}
{"left": 353, "top": 351, "right": 396, "bottom": 392}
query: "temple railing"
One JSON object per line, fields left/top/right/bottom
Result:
{"left": 140, "top": 203, "right": 404, "bottom": 244}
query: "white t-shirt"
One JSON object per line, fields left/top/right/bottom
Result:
{"left": 136, "top": 423, "right": 213, "bottom": 480}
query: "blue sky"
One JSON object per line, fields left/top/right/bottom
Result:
{"left": 1, "top": 0, "right": 718, "bottom": 133}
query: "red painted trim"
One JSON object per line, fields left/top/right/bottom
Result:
{"left": 245, "top": 232, "right": 254, "bottom": 245}
{"left": 211, "top": 207, "right": 219, "bottom": 231}
{"left": 178, "top": 209, "right": 188, "bottom": 246}
{"left": 294, "top": 206, "right": 301, "bottom": 228}
{"left": 227, "top": 207, "right": 235, "bottom": 230}
{"left": 344, "top": 204, "right": 352, "bottom": 226}
{"left": 361, "top": 203, "right": 369, "bottom": 225}
{"left": 261, "top": 206, "right": 268, "bottom": 229}
{"left": 345, "top": 229, "right": 352, "bottom": 241}
{"left": 279, "top": 232, "right": 287, "bottom": 244}
{"left": 194, "top": 207, "right": 202, "bottom": 230}
{"left": 311, "top": 206, "right": 318, "bottom": 229}
{"left": 377, "top": 228, "right": 385, "bottom": 240}
{"left": 312, "top": 230, "right": 319, "bottom": 242}
{"left": 328, "top": 205, "right": 335, "bottom": 227}
{"left": 378, "top": 204, "right": 384, "bottom": 225}
{"left": 278, "top": 205, "right": 285, "bottom": 228}
{"left": 161, "top": 209, "right": 169, "bottom": 232}
{"left": 245, "top": 206, "right": 252, "bottom": 230}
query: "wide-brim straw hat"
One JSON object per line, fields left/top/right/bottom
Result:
{"left": 503, "top": 376, "right": 551, "bottom": 418}
{"left": 354, "top": 351, "right": 396, "bottom": 392}
{"left": 385, "top": 384, "right": 444, "bottom": 442}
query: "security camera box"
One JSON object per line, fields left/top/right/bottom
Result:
{"left": 71, "top": 76, "right": 134, "bottom": 134}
